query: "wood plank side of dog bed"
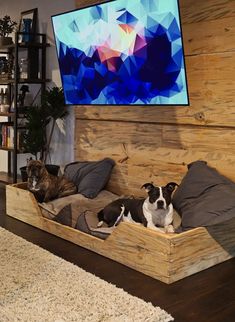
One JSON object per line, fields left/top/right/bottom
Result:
{"left": 6, "top": 184, "right": 235, "bottom": 284}
{"left": 104, "top": 222, "right": 172, "bottom": 282}
{"left": 40, "top": 218, "right": 172, "bottom": 283}
{"left": 167, "top": 220, "right": 235, "bottom": 283}
{"left": 6, "top": 184, "right": 173, "bottom": 283}
{"left": 6, "top": 184, "right": 42, "bottom": 226}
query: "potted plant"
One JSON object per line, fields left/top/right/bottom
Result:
{"left": 21, "top": 86, "right": 68, "bottom": 180}
{"left": 41, "top": 86, "right": 68, "bottom": 164}
{"left": 23, "top": 104, "right": 48, "bottom": 160}
{"left": 0, "top": 15, "right": 17, "bottom": 46}
{"left": 20, "top": 104, "right": 48, "bottom": 181}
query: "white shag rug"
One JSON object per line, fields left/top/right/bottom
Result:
{"left": 0, "top": 227, "right": 173, "bottom": 322}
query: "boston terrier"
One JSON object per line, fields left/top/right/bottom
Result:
{"left": 97, "top": 182, "right": 178, "bottom": 233}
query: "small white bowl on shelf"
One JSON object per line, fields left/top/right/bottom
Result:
{"left": 0, "top": 104, "right": 10, "bottom": 113}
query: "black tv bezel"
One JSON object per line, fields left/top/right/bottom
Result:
{"left": 51, "top": 0, "right": 190, "bottom": 106}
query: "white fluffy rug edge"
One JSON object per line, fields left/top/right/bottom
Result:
{"left": 0, "top": 227, "right": 173, "bottom": 322}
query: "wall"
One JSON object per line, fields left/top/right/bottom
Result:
{"left": 74, "top": 0, "right": 235, "bottom": 196}
{"left": 0, "top": 0, "right": 76, "bottom": 173}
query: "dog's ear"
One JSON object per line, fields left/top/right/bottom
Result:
{"left": 166, "top": 182, "right": 178, "bottom": 193}
{"left": 26, "top": 165, "right": 30, "bottom": 176}
{"left": 141, "top": 182, "right": 155, "bottom": 192}
{"left": 26, "top": 157, "right": 33, "bottom": 165}
{"left": 26, "top": 159, "right": 33, "bottom": 175}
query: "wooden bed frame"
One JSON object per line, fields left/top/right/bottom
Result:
{"left": 4, "top": 0, "right": 235, "bottom": 284}
{"left": 6, "top": 181, "right": 235, "bottom": 284}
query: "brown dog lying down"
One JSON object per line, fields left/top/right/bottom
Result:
{"left": 27, "top": 160, "right": 77, "bottom": 203}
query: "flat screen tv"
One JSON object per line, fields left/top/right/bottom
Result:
{"left": 52, "top": 0, "right": 189, "bottom": 105}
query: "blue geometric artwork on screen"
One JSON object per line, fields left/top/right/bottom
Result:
{"left": 52, "top": 0, "right": 189, "bottom": 105}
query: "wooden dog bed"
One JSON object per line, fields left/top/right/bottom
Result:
{"left": 6, "top": 182, "right": 235, "bottom": 284}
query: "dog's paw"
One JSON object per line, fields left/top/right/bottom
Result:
{"left": 148, "top": 225, "right": 166, "bottom": 233}
{"left": 97, "top": 221, "right": 104, "bottom": 228}
{"left": 165, "top": 225, "right": 175, "bottom": 233}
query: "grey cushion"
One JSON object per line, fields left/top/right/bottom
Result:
{"left": 173, "top": 160, "right": 235, "bottom": 231}
{"left": 75, "top": 210, "right": 114, "bottom": 240}
{"left": 53, "top": 204, "right": 72, "bottom": 227}
{"left": 64, "top": 158, "right": 115, "bottom": 199}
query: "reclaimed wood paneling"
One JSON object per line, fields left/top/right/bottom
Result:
{"left": 183, "top": 16, "right": 235, "bottom": 55}
{"left": 179, "top": 0, "right": 235, "bottom": 24}
{"left": 75, "top": 119, "right": 235, "bottom": 195}
{"left": 75, "top": 120, "right": 235, "bottom": 154}
{"left": 75, "top": 0, "right": 106, "bottom": 8}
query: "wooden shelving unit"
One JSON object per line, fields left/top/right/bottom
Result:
{"left": 0, "top": 171, "right": 21, "bottom": 184}
{"left": 0, "top": 32, "right": 50, "bottom": 183}
{"left": 0, "top": 112, "right": 15, "bottom": 117}
{"left": 0, "top": 171, "right": 13, "bottom": 184}
{"left": 0, "top": 78, "right": 50, "bottom": 85}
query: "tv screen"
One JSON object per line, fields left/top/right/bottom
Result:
{"left": 52, "top": 0, "right": 189, "bottom": 105}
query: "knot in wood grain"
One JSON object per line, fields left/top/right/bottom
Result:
{"left": 194, "top": 111, "right": 205, "bottom": 122}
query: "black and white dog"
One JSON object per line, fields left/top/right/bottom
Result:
{"left": 97, "top": 182, "right": 178, "bottom": 233}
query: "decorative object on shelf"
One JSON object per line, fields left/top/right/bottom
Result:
{"left": 0, "top": 88, "right": 10, "bottom": 113}
{"left": 3, "top": 88, "right": 9, "bottom": 106}
{"left": 19, "top": 8, "right": 37, "bottom": 43}
{"left": 18, "top": 85, "right": 29, "bottom": 107}
{"left": 19, "top": 58, "right": 28, "bottom": 79}
{"left": 0, "top": 88, "right": 4, "bottom": 104}
{"left": 0, "top": 105, "right": 8, "bottom": 113}
{"left": 7, "top": 53, "right": 14, "bottom": 79}
{"left": 0, "top": 57, "right": 8, "bottom": 79}
{"left": 0, "top": 87, "right": 5, "bottom": 112}
{"left": 0, "top": 15, "right": 17, "bottom": 46}
{"left": 22, "top": 19, "right": 32, "bottom": 42}
{"left": 0, "top": 55, "right": 14, "bottom": 80}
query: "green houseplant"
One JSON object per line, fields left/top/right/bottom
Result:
{"left": 23, "top": 104, "right": 48, "bottom": 160}
{"left": 21, "top": 86, "right": 68, "bottom": 179}
{"left": 41, "top": 86, "right": 68, "bottom": 164}
{"left": 0, "top": 15, "right": 17, "bottom": 46}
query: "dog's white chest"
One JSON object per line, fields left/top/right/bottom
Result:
{"left": 143, "top": 201, "right": 173, "bottom": 227}
{"left": 155, "top": 208, "right": 173, "bottom": 226}
{"left": 31, "top": 177, "right": 40, "bottom": 191}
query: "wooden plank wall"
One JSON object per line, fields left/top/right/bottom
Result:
{"left": 74, "top": 0, "right": 235, "bottom": 196}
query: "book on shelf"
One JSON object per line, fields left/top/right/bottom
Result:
{"left": 0, "top": 122, "right": 12, "bottom": 147}
{"left": 0, "top": 122, "right": 25, "bottom": 150}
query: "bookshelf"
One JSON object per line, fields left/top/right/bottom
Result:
{"left": 0, "top": 32, "right": 49, "bottom": 183}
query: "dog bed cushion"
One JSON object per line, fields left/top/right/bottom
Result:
{"left": 173, "top": 160, "right": 235, "bottom": 231}
{"left": 63, "top": 158, "right": 115, "bottom": 199}
{"left": 39, "top": 190, "right": 119, "bottom": 239}
{"left": 75, "top": 210, "right": 115, "bottom": 240}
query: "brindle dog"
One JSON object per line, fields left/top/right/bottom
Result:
{"left": 27, "top": 160, "right": 77, "bottom": 202}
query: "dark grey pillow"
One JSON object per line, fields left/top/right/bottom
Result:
{"left": 75, "top": 210, "right": 112, "bottom": 240}
{"left": 173, "top": 160, "right": 235, "bottom": 231}
{"left": 53, "top": 204, "right": 72, "bottom": 227}
{"left": 64, "top": 158, "right": 115, "bottom": 199}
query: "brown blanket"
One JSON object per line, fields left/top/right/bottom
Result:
{"left": 39, "top": 190, "right": 119, "bottom": 239}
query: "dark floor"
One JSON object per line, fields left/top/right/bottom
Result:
{"left": 1, "top": 183, "right": 235, "bottom": 322}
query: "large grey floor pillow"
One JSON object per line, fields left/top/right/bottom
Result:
{"left": 173, "top": 160, "right": 235, "bottom": 231}
{"left": 64, "top": 158, "right": 115, "bottom": 198}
